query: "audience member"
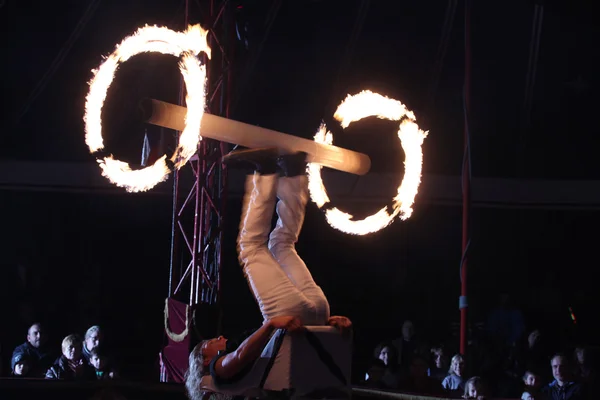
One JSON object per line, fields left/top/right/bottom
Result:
{"left": 521, "top": 329, "right": 551, "bottom": 380}
{"left": 391, "top": 320, "right": 424, "bottom": 368}
{"left": 540, "top": 353, "right": 586, "bottom": 400}
{"left": 363, "top": 358, "right": 389, "bottom": 389}
{"left": 83, "top": 325, "right": 102, "bottom": 363}
{"left": 442, "top": 354, "right": 466, "bottom": 393}
{"left": 463, "top": 376, "right": 487, "bottom": 399}
{"left": 374, "top": 341, "right": 401, "bottom": 389}
{"left": 11, "top": 323, "right": 53, "bottom": 377}
{"left": 428, "top": 346, "right": 448, "bottom": 381}
{"left": 521, "top": 370, "right": 542, "bottom": 400}
{"left": 45, "top": 334, "right": 95, "bottom": 380}
{"left": 399, "top": 354, "right": 444, "bottom": 396}
{"left": 89, "top": 347, "right": 117, "bottom": 380}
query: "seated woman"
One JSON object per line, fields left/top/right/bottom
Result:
{"left": 45, "top": 334, "right": 95, "bottom": 380}
{"left": 373, "top": 341, "right": 401, "bottom": 389}
{"left": 186, "top": 149, "right": 352, "bottom": 398}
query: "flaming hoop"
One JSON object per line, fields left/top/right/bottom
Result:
{"left": 83, "top": 25, "right": 211, "bottom": 192}
{"left": 308, "top": 90, "right": 428, "bottom": 235}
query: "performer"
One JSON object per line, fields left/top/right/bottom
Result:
{"left": 186, "top": 148, "right": 351, "bottom": 397}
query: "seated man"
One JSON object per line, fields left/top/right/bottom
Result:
{"left": 541, "top": 353, "right": 587, "bottom": 400}
{"left": 186, "top": 149, "right": 351, "bottom": 397}
{"left": 11, "top": 323, "right": 54, "bottom": 377}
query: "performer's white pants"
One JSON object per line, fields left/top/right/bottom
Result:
{"left": 238, "top": 173, "right": 330, "bottom": 326}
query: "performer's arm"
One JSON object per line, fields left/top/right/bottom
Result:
{"left": 214, "top": 316, "right": 302, "bottom": 379}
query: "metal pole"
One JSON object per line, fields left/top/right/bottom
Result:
{"left": 167, "top": 0, "right": 190, "bottom": 298}
{"left": 216, "top": 0, "right": 235, "bottom": 336}
{"left": 459, "top": 0, "right": 471, "bottom": 356}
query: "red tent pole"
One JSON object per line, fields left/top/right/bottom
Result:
{"left": 460, "top": 0, "right": 471, "bottom": 356}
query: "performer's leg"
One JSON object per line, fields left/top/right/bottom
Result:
{"left": 268, "top": 154, "right": 330, "bottom": 325}
{"left": 231, "top": 150, "right": 318, "bottom": 324}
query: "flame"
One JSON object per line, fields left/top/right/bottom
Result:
{"left": 172, "top": 54, "right": 206, "bottom": 168}
{"left": 325, "top": 207, "right": 401, "bottom": 236}
{"left": 83, "top": 24, "right": 210, "bottom": 192}
{"left": 308, "top": 91, "right": 428, "bottom": 235}
{"left": 394, "top": 119, "right": 427, "bottom": 219}
{"left": 307, "top": 124, "right": 332, "bottom": 208}
{"left": 98, "top": 155, "right": 171, "bottom": 193}
{"left": 334, "top": 90, "right": 416, "bottom": 128}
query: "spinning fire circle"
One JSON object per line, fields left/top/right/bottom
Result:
{"left": 83, "top": 25, "right": 211, "bottom": 192}
{"left": 308, "top": 91, "right": 428, "bottom": 235}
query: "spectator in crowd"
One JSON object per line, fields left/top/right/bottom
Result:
{"left": 540, "top": 353, "right": 585, "bottom": 400}
{"left": 521, "top": 370, "right": 542, "bottom": 400}
{"left": 399, "top": 354, "right": 444, "bottom": 396}
{"left": 11, "top": 323, "right": 53, "bottom": 377}
{"left": 374, "top": 341, "right": 401, "bottom": 389}
{"left": 362, "top": 358, "right": 388, "bottom": 389}
{"left": 573, "top": 346, "right": 598, "bottom": 383}
{"left": 521, "top": 329, "right": 551, "bottom": 380}
{"left": 392, "top": 320, "right": 424, "bottom": 368}
{"left": 89, "top": 347, "right": 117, "bottom": 380}
{"left": 45, "top": 334, "right": 95, "bottom": 380}
{"left": 442, "top": 354, "right": 466, "bottom": 393}
{"left": 83, "top": 325, "right": 102, "bottom": 363}
{"left": 428, "top": 346, "right": 448, "bottom": 381}
{"left": 463, "top": 376, "right": 487, "bottom": 399}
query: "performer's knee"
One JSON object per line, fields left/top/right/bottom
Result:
{"left": 298, "top": 294, "right": 330, "bottom": 326}
{"left": 237, "top": 234, "right": 270, "bottom": 264}
{"left": 267, "top": 239, "right": 294, "bottom": 260}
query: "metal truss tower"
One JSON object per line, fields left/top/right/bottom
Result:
{"left": 169, "top": 0, "right": 233, "bottom": 310}
{"left": 160, "top": 0, "right": 233, "bottom": 383}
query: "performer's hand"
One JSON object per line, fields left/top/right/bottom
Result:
{"left": 328, "top": 316, "right": 352, "bottom": 337}
{"left": 269, "top": 316, "right": 304, "bottom": 332}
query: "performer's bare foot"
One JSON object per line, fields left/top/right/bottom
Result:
{"left": 222, "top": 147, "right": 279, "bottom": 174}
{"left": 327, "top": 316, "right": 352, "bottom": 337}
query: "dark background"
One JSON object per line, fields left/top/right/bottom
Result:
{"left": 0, "top": 0, "right": 598, "bottom": 380}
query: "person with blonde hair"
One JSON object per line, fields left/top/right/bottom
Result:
{"left": 442, "top": 354, "right": 466, "bottom": 392}
{"left": 463, "top": 376, "right": 487, "bottom": 399}
{"left": 185, "top": 149, "right": 352, "bottom": 399}
{"left": 83, "top": 325, "right": 102, "bottom": 362}
{"left": 45, "top": 334, "right": 95, "bottom": 380}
